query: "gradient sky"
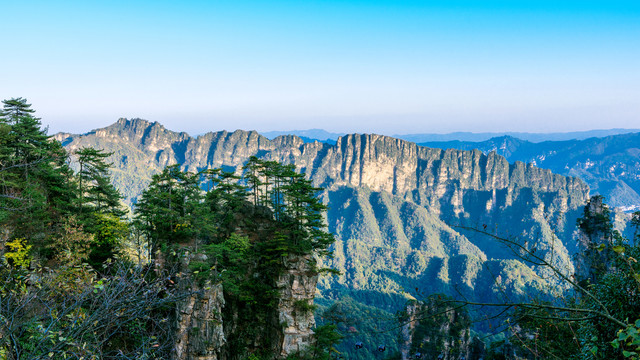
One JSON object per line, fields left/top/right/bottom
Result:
{"left": 1, "top": 0, "right": 639, "bottom": 135}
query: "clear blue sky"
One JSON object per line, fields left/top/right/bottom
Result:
{"left": 1, "top": 0, "right": 639, "bottom": 135}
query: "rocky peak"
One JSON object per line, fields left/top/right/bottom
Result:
{"left": 103, "top": 118, "right": 189, "bottom": 149}
{"left": 575, "top": 195, "right": 616, "bottom": 283}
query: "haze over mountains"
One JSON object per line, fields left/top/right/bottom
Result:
{"left": 396, "top": 128, "right": 640, "bottom": 143}
{"left": 262, "top": 128, "right": 640, "bottom": 143}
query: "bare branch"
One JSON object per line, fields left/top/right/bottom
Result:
{"left": 451, "top": 224, "right": 614, "bottom": 319}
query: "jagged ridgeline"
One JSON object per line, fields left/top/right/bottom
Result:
{"left": 57, "top": 119, "right": 590, "bottom": 353}
{"left": 418, "top": 133, "right": 640, "bottom": 210}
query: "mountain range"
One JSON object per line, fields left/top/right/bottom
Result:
{"left": 261, "top": 128, "right": 640, "bottom": 143}
{"left": 395, "top": 128, "right": 640, "bottom": 143}
{"left": 418, "top": 134, "right": 640, "bottom": 211}
{"left": 259, "top": 130, "right": 640, "bottom": 210}
{"left": 55, "top": 119, "right": 602, "bottom": 352}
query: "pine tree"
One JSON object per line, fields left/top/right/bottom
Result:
{"left": 0, "top": 98, "right": 77, "bottom": 247}
{"left": 243, "top": 156, "right": 264, "bottom": 206}
{"left": 0, "top": 97, "right": 36, "bottom": 124}
{"left": 75, "top": 147, "right": 126, "bottom": 227}
{"left": 135, "top": 165, "right": 202, "bottom": 256}
{"left": 203, "top": 168, "right": 247, "bottom": 241}
{"left": 282, "top": 169, "right": 333, "bottom": 255}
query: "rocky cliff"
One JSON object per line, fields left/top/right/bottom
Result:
{"left": 56, "top": 119, "right": 589, "bottom": 210}
{"left": 419, "top": 133, "right": 640, "bottom": 210}
{"left": 399, "top": 299, "right": 484, "bottom": 360}
{"left": 174, "top": 282, "right": 226, "bottom": 360}
{"left": 172, "top": 254, "right": 318, "bottom": 360}
{"left": 276, "top": 255, "right": 318, "bottom": 357}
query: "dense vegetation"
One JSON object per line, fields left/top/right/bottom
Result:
{"left": 0, "top": 98, "right": 171, "bottom": 358}
{"left": 134, "top": 157, "right": 337, "bottom": 358}
{"left": 421, "top": 195, "right": 640, "bottom": 360}
{"left": 0, "top": 98, "right": 337, "bottom": 359}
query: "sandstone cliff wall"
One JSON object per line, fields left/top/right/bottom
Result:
{"left": 175, "top": 282, "right": 226, "bottom": 360}
{"left": 276, "top": 255, "right": 318, "bottom": 358}
{"left": 56, "top": 120, "right": 590, "bottom": 212}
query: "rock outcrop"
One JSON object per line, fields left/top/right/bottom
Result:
{"left": 399, "top": 299, "right": 482, "bottom": 360}
{"left": 575, "top": 195, "right": 618, "bottom": 284}
{"left": 173, "top": 253, "right": 319, "bottom": 360}
{"left": 174, "top": 282, "right": 226, "bottom": 360}
{"left": 276, "top": 255, "right": 318, "bottom": 357}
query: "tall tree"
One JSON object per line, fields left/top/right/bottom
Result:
{"left": 75, "top": 147, "right": 126, "bottom": 225}
{"left": 0, "top": 97, "right": 36, "bottom": 124}
{"left": 0, "top": 98, "right": 76, "bottom": 248}
{"left": 243, "top": 156, "right": 264, "bottom": 206}
{"left": 203, "top": 168, "right": 247, "bottom": 241}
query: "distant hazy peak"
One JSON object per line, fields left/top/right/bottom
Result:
{"left": 395, "top": 129, "right": 640, "bottom": 143}
{"left": 109, "top": 117, "right": 165, "bottom": 132}
{"left": 262, "top": 129, "right": 345, "bottom": 141}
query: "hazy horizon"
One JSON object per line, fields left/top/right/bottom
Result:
{"left": 50, "top": 116, "right": 640, "bottom": 142}
{"left": 3, "top": 1, "right": 639, "bottom": 135}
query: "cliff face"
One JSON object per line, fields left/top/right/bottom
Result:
{"left": 173, "top": 254, "right": 318, "bottom": 360}
{"left": 399, "top": 300, "right": 482, "bottom": 360}
{"left": 276, "top": 255, "right": 318, "bottom": 357}
{"left": 56, "top": 120, "right": 589, "bottom": 211}
{"left": 575, "top": 196, "right": 618, "bottom": 284}
{"left": 420, "top": 132, "right": 640, "bottom": 209}
{"left": 174, "top": 282, "right": 226, "bottom": 360}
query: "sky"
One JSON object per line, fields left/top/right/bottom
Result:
{"left": 1, "top": 0, "right": 639, "bottom": 136}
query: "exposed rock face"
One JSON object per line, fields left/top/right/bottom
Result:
{"left": 276, "top": 255, "right": 318, "bottom": 357}
{"left": 172, "top": 253, "right": 318, "bottom": 360}
{"left": 419, "top": 132, "right": 640, "bottom": 209}
{"left": 56, "top": 120, "right": 589, "bottom": 211}
{"left": 575, "top": 195, "right": 617, "bottom": 284}
{"left": 399, "top": 300, "right": 482, "bottom": 360}
{"left": 174, "top": 282, "right": 226, "bottom": 360}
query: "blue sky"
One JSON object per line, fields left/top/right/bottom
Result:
{"left": 1, "top": 0, "right": 639, "bottom": 135}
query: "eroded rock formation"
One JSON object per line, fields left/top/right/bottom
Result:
{"left": 174, "top": 282, "right": 226, "bottom": 360}
{"left": 399, "top": 299, "right": 482, "bottom": 360}
{"left": 277, "top": 255, "right": 318, "bottom": 357}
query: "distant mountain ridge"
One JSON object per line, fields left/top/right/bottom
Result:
{"left": 261, "top": 129, "right": 344, "bottom": 142}
{"left": 187, "top": 126, "right": 640, "bottom": 210}
{"left": 258, "top": 128, "right": 640, "bottom": 144}
{"left": 395, "top": 128, "right": 640, "bottom": 143}
{"left": 420, "top": 133, "right": 640, "bottom": 210}
{"left": 55, "top": 118, "right": 592, "bottom": 340}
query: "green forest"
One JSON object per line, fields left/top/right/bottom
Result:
{"left": 0, "top": 98, "right": 338, "bottom": 359}
{"left": 2, "top": 98, "right": 640, "bottom": 359}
